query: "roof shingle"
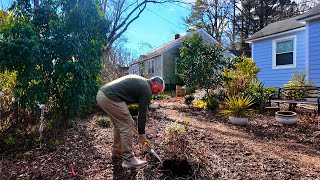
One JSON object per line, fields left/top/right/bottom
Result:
{"left": 246, "top": 15, "right": 305, "bottom": 42}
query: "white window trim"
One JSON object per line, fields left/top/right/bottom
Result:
{"left": 147, "top": 60, "right": 155, "bottom": 74}
{"left": 272, "top": 35, "right": 296, "bottom": 69}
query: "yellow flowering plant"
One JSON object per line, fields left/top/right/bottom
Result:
{"left": 192, "top": 99, "right": 206, "bottom": 108}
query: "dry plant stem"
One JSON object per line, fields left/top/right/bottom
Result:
{"left": 0, "top": 156, "right": 2, "bottom": 176}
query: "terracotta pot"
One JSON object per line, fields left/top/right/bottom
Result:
{"left": 229, "top": 116, "right": 248, "bottom": 125}
{"left": 275, "top": 111, "right": 297, "bottom": 125}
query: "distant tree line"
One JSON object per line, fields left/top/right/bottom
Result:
{"left": 185, "top": 0, "right": 318, "bottom": 50}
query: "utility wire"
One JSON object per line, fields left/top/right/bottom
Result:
{"left": 146, "top": 7, "right": 185, "bottom": 31}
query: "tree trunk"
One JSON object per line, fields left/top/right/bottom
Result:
{"left": 214, "top": 0, "right": 219, "bottom": 42}
{"left": 34, "top": 0, "right": 39, "bottom": 7}
{"left": 259, "top": 0, "right": 264, "bottom": 30}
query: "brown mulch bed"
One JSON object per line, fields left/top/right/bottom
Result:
{"left": 1, "top": 97, "right": 320, "bottom": 179}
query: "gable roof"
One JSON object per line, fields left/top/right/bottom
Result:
{"left": 246, "top": 15, "right": 305, "bottom": 42}
{"left": 130, "top": 29, "right": 234, "bottom": 65}
{"left": 130, "top": 29, "right": 203, "bottom": 65}
{"left": 297, "top": 3, "right": 320, "bottom": 21}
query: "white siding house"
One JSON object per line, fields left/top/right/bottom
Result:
{"left": 129, "top": 29, "right": 235, "bottom": 90}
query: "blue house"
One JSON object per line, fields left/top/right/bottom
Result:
{"left": 246, "top": 4, "right": 320, "bottom": 87}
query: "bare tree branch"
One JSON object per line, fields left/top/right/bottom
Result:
{"left": 104, "top": 0, "right": 193, "bottom": 53}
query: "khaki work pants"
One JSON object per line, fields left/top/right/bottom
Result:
{"left": 96, "top": 90, "right": 135, "bottom": 159}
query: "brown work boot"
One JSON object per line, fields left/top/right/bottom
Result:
{"left": 121, "top": 156, "right": 147, "bottom": 168}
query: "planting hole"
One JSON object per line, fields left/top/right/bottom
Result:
{"left": 160, "top": 159, "right": 193, "bottom": 177}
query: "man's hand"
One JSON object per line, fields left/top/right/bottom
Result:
{"left": 138, "top": 134, "right": 149, "bottom": 145}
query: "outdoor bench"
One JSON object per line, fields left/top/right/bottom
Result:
{"left": 269, "top": 86, "right": 320, "bottom": 114}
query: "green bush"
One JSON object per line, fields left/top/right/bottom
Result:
{"left": 95, "top": 117, "right": 112, "bottom": 128}
{"left": 4, "top": 134, "right": 15, "bottom": 145}
{"left": 206, "top": 97, "right": 219, "bottom": 111}
{"left": 223, "top": 55, "right": 260, "bottom": 96}
{"left": 0, "top": 0, "right": 110, "bottom": 128}
{"left": 284, "top": 72, "right": 313, "bottom": 99}
{"left": 184, "top": 95, "right": 194, "bottom": 105}
{"left": 152, "top": 94, "right": 170, "bottom": 100}
{"left": 46, "top": 138, "right": 60, "bottom": 151}
{"left": 15, "top": 152, "right": 24, "bottom": 159}
{"left": 244, "top": 82, "right": 276, "bottom": 111}
{"left": 0, "top": 71, "right": 16, "bottom": 113}
{"left": 128, "top": 104, "right": 139, "bottom": 116}
{"left": 176, "top": 34, "right": 226, "bottom": 92}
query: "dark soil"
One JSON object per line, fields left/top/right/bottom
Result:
{"left": 161, "top": 159, "right": 193, "bottom": 177}
{"left": 1, "top": 97, "right": 320, "bottom": 179}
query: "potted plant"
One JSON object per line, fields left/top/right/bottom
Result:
{"left": 222, "top": 95, "right": 254, "bottom": 125}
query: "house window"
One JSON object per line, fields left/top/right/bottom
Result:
{"left": 148, "top": 60, "right": 155, "bottom": 74}
{"left": 272, "top": 36, "right": 296, "bottom": 69}
{"left": 138, "top": 63, "right": 144, "bottom": 75}
{"left": 151, "top": 61, "right": 155, "bottom": 74}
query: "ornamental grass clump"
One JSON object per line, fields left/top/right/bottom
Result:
{"left": 205, "top": 96, "right": 219, "bottom": 111}
{"left": 222, "top": 95, "right": 254, "bottom": 118}
{"left": 165, "top": 122, "right": 189, "bottom": 158}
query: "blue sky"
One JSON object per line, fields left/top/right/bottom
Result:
{"left": 0, "top": 0, "right": 12, "bottom": 8}
{"left": 123, "top": 2, "right": 192, "bottom": 57}
{"left": 0, "top": 0, "right": 192, "bottom": 58}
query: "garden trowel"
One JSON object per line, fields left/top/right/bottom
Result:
{"left": 133, "top": 128, "right": 162, "bottom": 163}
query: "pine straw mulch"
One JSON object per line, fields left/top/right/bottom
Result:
{"left": 1, "top": 97, "right": 320, "bottom": 179}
